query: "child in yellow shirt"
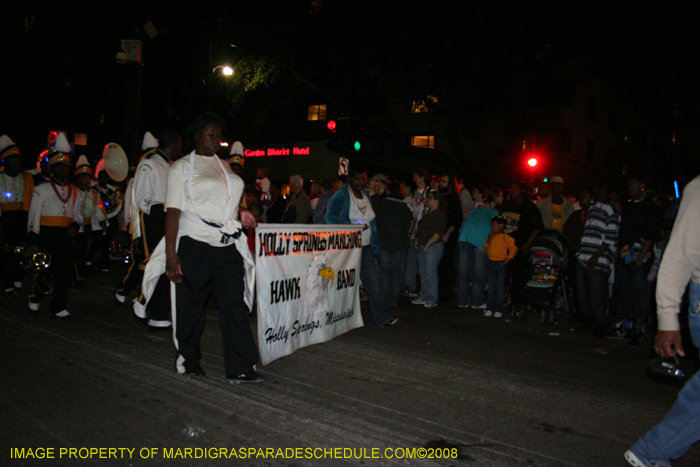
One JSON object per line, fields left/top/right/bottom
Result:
{"left": 483, "top": 216, "right": 518, "bottom": 317}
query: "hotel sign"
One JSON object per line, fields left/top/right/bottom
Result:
{"left": 245, "top": 147, "right": 311, "bottom": 157}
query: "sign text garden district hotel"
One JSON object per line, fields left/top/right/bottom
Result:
{"left": 245, "top": 147, "right": 311, "bottom": 157}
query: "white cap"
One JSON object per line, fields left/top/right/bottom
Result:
{"left": 141, "top": 131, "right": 159, "bottom": 150}
{"left": 75, "top": 155, "right": 89, "bottom": 167}
{"left": 230, "top": 141, "right": 244, "bottom": 156}
{"left": 54, "top": 132, "right": 72, "bottom": 154}
{"left": 0, "top": 134, "right": 16, "bottom": 154}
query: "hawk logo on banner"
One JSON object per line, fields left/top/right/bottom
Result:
{"left": 256, "top": 224, "right": 364, "bottom": 365}
{"left": 338, "top": 157, "right": 349, "bottom": 176}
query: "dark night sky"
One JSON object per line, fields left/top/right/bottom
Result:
{"left": 1, "top": 1, "right": 699, "bottom": 164}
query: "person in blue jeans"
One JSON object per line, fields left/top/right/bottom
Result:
{"left": 457, "top": 188, "right": 502, "bottom": 309}
{"left": 325, "top": 169, "right": 399, "bottom": 329}
{"left": 483, "top": 216, "right": 517, "bottom": 318}
{"left": 625, "top": 174, "right": 700, "bottom": 467}
{"left": 412, "top": 190, "right": 447, "bottom": 308}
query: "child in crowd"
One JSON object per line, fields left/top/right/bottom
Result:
{"left": 483, "top": 216, "right": 517, "bottom": 317}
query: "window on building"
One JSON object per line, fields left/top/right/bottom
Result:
{"left": 307, "top": 104, "right": 327, "bottom": 121}
{"left": 411, "top": 95, "right": 438, "bottom": 113}
{"left": 411, "top": 135, "right": 435, "bottom": 149}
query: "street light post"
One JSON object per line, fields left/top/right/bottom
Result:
{"left": 208, "top": 65, "right": 234, "bottom": 111}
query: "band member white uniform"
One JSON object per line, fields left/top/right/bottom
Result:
{"left": 87, "top": 166, "right": 120, "bottom": 272}
{"left": 131, "top": 130, "right": 181, "bottom": 329}
{"left": 27, "top": 133, "right": 84, "bottom": 318}
{"left": 74, "top": 156, "right": 107, "bottom": 284}
{"left": 141, "top": 113, "right": 262, "bottom": 383}
{"left": 115, "top": 131, "right": 158, "bottom": 306}
{"left": 0, "top": 135, "right": 34, "bottom": 295}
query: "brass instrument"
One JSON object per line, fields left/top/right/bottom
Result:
{"left": 3, "top": 244, "right": 53, "bottom": 295}
{"left": 30, "top": 250, "right": 53, "bottom": 295}
{"left": 100, "top": 189, "right": 122, "bottom": 218}
{"left": 95, "top": 142, "right": 128, "bottom": 219}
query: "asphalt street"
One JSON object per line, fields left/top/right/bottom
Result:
{"left": 2, "top": 261, "right": 700, "bottom": 467}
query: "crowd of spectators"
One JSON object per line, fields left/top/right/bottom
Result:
{"left": 246, "top": 167, "right": 673, "bottom": 345}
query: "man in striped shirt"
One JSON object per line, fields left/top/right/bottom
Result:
{"left": 575, "top": 183, "right": 620, "bottom": 338}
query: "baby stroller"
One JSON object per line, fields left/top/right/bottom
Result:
{"left": 525, "top": 229, "right": 570, "bottom": 324}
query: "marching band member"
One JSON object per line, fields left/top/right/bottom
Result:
{"left": 115, "top": 131, "right": 158, "bottom": 306}
{"left": 87, "top": 164, "right": 120, "bottom": 273}
{"left": 27, "top": 133, "right": 83, "bottom": 317}
{"left": 74, "top": 156, "right": 107, "bottom": 285}
{"left": 0, "top": 135, "right": 34, "bottom": 295}
{"left": 131, "top": 129, "right": 181, "bottom": 329}
{"left": 141, "top": 113, "right": 261, "bottom": 382}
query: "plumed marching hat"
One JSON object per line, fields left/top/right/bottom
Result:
{"left": 74, "top": 155, "right": 92, "bottom": 176}
{"left": 141, "top": 131, "right": 159, "bottom": 151}
{"left": 0, "top": 135, "right": 20, "bottom": 161}
{"left": 48, "top": 133, "right": 72, "bottom": 166}
{"left": 229, "top": 141, "right": 245, "bottom": 168}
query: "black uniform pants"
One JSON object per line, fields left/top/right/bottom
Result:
{"left": 115, "top": 237, "right": 145, "bottom": 297}
{"left": 30, "top": 227, "right": 75, "bottom": 313}
{"left": 136, "top": 206, "right": 170, "bottom": 322}
{"left": 74, "top": 225, "right": 92, "bottom": 281}
{"left": 0, "top": 211, "right": 28, "bottom": 290}
{"left": 174, "top": 236, "right": 257, "bottom": 378}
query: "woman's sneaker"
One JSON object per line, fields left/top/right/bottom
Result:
{"left": 412, "top": 298, "right": 427, "bottom": 305}
{"left": 484, "top": 310, "right": 493, "bottom": 317}
{"left": 493, "top": 311, "right": 503, "bottom": 318}
{"left": 473, "top": 303, "right": 487, "bottom": 310}
{"left": 424, "top": 303, "right": 437, "bottom": 308}
{"left": 624, "top": 449, "right": 670, "bottom": 467}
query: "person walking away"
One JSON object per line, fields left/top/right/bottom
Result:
{"left": 624, "top": 173, "right": 700, "bottom": 466}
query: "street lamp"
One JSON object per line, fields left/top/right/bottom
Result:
{"left": 209, "top": 65, "right": 234, "bottom": 110}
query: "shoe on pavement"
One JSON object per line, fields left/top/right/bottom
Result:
{"left": 493, "top": 311, "right": 503, "bottom": 318}
{"left": 228, "top": 372, "right": 265, "bottom": 384}
{"left": 484, "top": 310, "right": 493, "bottom": 317}
{"left": 624, "top": 449, "right": 670, "bottom": 467}
{"left": 423, "top": 303, "right": 437, "bottom": 308}
{"left": 473, "top": 303, "right": 487, "bottom": 310}
{"left": 385, "top": 318, "right": 400, "bottom": 327}
{"left": 411, "top": 298, "right": 427, "bottom": 305}
{"left": 132, "top": 312, "right": 148, "bottom": 329}
{"left": 115, "top": 292, "right": 126, "bottom": 305}
{"left": 183, "top": 365, "right": 207, "bottom": 378}
{"left": 458, "top": 303, "right": 470, "bottom": 308}
{"left": 52, "top": 310, "right": 70, "bottom": 319}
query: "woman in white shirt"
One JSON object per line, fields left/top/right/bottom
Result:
{"left": 163, "top": 113, "right": 262, "bottom": 384}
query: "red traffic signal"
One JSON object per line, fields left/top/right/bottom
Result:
{"left": 527, "top": 157, "right": 538, "bottom": 167}
{"left": 327, "top": 120, "right": 337, "bottom": 132}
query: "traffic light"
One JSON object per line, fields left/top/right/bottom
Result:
{"left": 326, "top": 120, "right": 339, "bottom": 151}
{"left": 528, "top": 157, "right": 538, "bottom": 167}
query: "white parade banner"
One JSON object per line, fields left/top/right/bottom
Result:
{"left": 255, "top": 223, "right": 365, "bottom": 365}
